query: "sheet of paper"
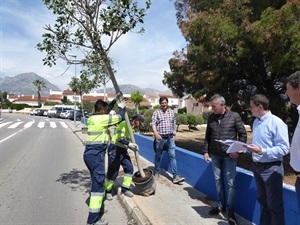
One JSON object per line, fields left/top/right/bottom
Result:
{"left": 215, "top": 139, "right": 247, "bottom": 153}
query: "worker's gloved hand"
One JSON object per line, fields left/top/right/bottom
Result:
{"left": 114, "top": 92, "right": 123, "bottom": 101}
{"left": 128, "top": 143, "right": 139, "bottom": 151}
{"left": 117, "top": 100, "right": 127, "bottom": 109}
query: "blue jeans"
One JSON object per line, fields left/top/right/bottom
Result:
{"left": 211, "top": 154, "right": 237, "bottom": 214}
{"left": 154, "top": 136, "right": 178, "bottom": 178}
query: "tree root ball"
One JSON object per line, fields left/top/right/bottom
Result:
{"left": 132, "top": 169, "right": 156, "bottom": 196}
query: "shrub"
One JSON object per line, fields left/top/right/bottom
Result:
{"left": 178, "top": 107, "right": 187, "bottom": 114}
{"left": 175, "top": 114, "right": 188, "bottom": 131}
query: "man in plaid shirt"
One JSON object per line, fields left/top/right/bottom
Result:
{"left": 150, "top": 96, "right": 185, "bottom": 184}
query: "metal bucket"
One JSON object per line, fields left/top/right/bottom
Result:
{"left": 132, "top": 168, "right": 156, "bottom": 196}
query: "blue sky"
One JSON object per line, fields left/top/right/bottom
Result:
{"left": 0, "top": 0, "right": 186, "bottom": 91}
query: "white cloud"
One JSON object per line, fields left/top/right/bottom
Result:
{"left": 0, "top": 0, "right": 186, "bottom": 92}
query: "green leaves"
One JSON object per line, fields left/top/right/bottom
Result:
{"left": 37, "top": 0, "right": 151, "bottom": 82}
{"left": 166, "top": 0, "right": 300, "bottom": 114}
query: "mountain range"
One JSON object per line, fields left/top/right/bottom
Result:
{"left": 0, "top": 72, "right": 171, "bottom": 96}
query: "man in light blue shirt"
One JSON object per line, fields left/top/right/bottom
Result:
{"left": 246, "top": 94, "right": 289, "bottom": 225}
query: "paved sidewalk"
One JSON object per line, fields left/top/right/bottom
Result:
{"left": 68, "top": 121, "right": 253, "bottom": 225}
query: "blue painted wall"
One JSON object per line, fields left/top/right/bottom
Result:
{"left": 135, "top": 134, "right": 300, "bottom": 225}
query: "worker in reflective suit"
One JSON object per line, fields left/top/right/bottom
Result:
{"left": 84, "top": 98, "right": 126, "bottom": 225}
{"left": 105, "top": 114, "right": 143, "bottom": 199}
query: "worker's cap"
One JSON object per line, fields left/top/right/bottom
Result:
{"left": 132, "top": 114, "right": 144, "bottom": 128}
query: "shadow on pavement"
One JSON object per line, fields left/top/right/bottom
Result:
{"left": 56, "top": 168, "right": 90, "bottom": 194}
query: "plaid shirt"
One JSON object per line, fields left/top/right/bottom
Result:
{"left": 150, "top": 108, "right": 176, "bottom": 135}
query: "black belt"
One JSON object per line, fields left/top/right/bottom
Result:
{"left": 253, "top": 161, "right": 281, "bottom": 166}
{"left": 160, "top": 134, "right": 173, "bottom": 139}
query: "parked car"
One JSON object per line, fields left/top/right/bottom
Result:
{"left": 48, "top": 105, "right": 75, "bottom": 118}
{"left": 68, "top": 110, "right": 91, "bottom": 121}
{"left": 36, "top": 109, "right": 48, "bottom": 116}
{"left": 60, "top": 109, "right": 72, "bottom": 119}
{"left": 43, "top": 110, "right": 48, "bottom": 116}
{"left": 47, "top": 106, "right": 58, "bottom": 118}
{"left": 29, "top": 109, "right": 39, "bottom": 116}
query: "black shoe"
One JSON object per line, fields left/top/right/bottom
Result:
{"left": 228, "top": 213, "right": 238, "bottom": 225}
{"left": 208, "top": 206, "right": 223, "bottom": 215}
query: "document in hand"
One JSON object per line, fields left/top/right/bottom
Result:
{"left": 215, "top": 139, "right": 247, "bottom": 153}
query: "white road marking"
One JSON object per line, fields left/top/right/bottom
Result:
{"left": 24, "top": 121, "right": 35, "bottom": 128}
{"left": 1, "top": 121, "right": 69, "bottom": 129}
{"left": 38, "top": 122, "right": 45, "bottom": 128}
{"left": 50, "top": 122, "right": 57, "bottom": 128}
{"left": 8, "top": 122, "right": 23, "bottom": 129}
{"left": 60, "top": 122, "right": 68, "bottom": 128}
{"left": 0, "top": 122, "right": 12, "bottom": 128}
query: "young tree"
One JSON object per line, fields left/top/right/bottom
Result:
{"left": 130, "top": 90, "right": 143, "bottom": 114}
{"left": 68, "top": 73, "right": 97, "bottom": 115}
{"left": 37, "top": 0, "right": 151, "bottom": 176}
{"left": 164, "top": 0, "right": 300, "bottom": 121}
{"left": 37, "top": 0, "right": 151, "bottom": 91}
{"left": 32, "top": 79, "right": 46, "bottom": 107}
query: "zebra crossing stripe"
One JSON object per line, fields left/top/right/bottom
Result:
{"left": 38, "top": 122, "right": 45, "bottom": 128}
{"left": 50, "top": 122, "right": 57, "bottom": 128}
{"left": 60, "top": 122, "right": 68, "bottom": 128}
{"left": 24, "top": 121, "right": 34, "bottom": 128}
{"left": 0, "top": 122, "right": 12, "bottom": 128}
{"left": 8, "top": 122, "right": 23, "bottom": 129}
{"left": 1, "top": 121, "right": 69, "bottom": 129}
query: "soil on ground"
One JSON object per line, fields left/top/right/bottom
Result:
{"left": 147, "top": 125, "right": 296, "bottom": 186}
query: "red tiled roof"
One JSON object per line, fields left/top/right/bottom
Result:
{"left": 12, "top": 95, "right": 48, "bottom": 103}
{"left": 82, "top": 96, "right": 104, "bottom": 101}
{"left": 62, "top": 90, "right": 74, "bottom": 95}
{"left": 158, "top": 93, "right": 177, "bottom": 98}
{"left": 48, "top": 94, "right": 62, "bottom": 100}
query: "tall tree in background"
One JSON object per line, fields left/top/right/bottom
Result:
{"left": 130, "top": 90, "right": 143, "bottom": 114}
{"left": 164, "top": 0, "right": 300, "bottom": 122}
{"left": 33, "top": 79, "right": 46, "bottom": 107}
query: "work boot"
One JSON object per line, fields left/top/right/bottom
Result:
{"left": 208, "top": 206, "right": 225, "bottom": 215}
{"left": 106, "top": 192, "right": 113, "bottom": 201}
{"left": 173, "top": 175, "right": 185, "bottom": 184}
{"left": 86, "top": 218, "right": 108, "bottom": 225}
{"left": 228, "top": 212, "right": 238, "bottom": 225}
{"left": 122, "top": 190, "right": 134, "bottom": 197}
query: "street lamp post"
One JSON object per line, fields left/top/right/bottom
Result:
{"left": 69, "top": 54, "right": 77, "bottom": 127}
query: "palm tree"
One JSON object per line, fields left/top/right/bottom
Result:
{"left": 131, "top": 91, "right": 143, "bottom": 114}
{"left": 32, "top": 79, "right": 46, "bottom": 107}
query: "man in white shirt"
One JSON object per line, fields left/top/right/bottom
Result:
{"left": 286, "top": 71, "right": 300, "bottom": 213}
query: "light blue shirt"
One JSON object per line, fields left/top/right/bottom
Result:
{"left": 290, "top": 106, "right": 300, "bottom": 172}
{"left": 252, "top": 111, "right": 290, "bottom": 163}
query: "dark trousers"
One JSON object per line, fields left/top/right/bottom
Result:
{"left": 106, "top": 145, "right": 133, "bottom": 191}
{"left": 84, "top": 148, "right": 106, "bottom": 224}
{"left": 252, "top": 161, "right": 285, "bottom": 225}
{"left": 296, "top": 177, "right": 300, "bottom": 213}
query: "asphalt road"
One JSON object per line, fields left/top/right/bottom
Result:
{"left": 0, "top": 113, "right": 133, "bottom": 225}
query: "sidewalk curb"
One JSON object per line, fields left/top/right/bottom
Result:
{"left": 117, "top": 187, "right": 152, "bottom": 225}
{"left": 69, "top": 122, "right": 151, "bottom": 225}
